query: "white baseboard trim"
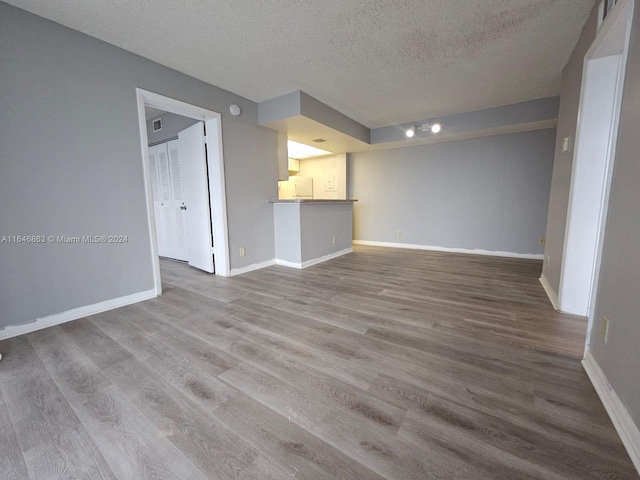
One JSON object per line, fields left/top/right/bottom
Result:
{"left": 274, "top": 258, "right": 302, "bottom": 269}
{"left": 583, "top": 351, "right": 640, "bottom": 474}
{"left": 230, "top": 259, "right": 276, "bottom": 276}
{"left": 276, "top": 247, "right": 354, "bottom": 270}
{"left": 539, "top": 274, "right": 559, "bottom": 310}
{"left": 352, "top": 240, "right": 543, "bottom": 260}
{"left": 0, "top": 289, "right": 157, "bottom": 341}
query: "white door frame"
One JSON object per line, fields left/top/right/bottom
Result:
{"left": 558, "top": 0, "right": 634, "bottom": 338}
{"left": 136, "top": 88, "right": 231, "bottom": 295}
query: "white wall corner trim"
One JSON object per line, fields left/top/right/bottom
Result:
{"left": 582, "top": 351, "right": 640, "bottom": 474}
{"left": 276, "top": 248, "right": 354, "bottom": 270}
{"left": 230, "top": 259, "right": 276, "bottom": 276}
{"left": 539, "top": 274, "right": 560, "bottom": 310}
{"left": 353, "top": 240, "right": 543, "bottom": 260}
{"left": 0, "top": 289, "right": 157, "bottom": 341}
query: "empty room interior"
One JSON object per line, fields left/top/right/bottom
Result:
{"left": 2, "top": 0, "right": 640, "bottom": 479}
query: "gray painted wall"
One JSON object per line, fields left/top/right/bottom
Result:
{"left": 273, "top": 205, "right": 302, "bottom": 264}
{"left": 299, "top": 204, "right": 353, "bottom": 262}
{"left": 299, "top": 92, "right": 370, "bottom": 143}
{"left": 146, "top": 112, "right": 199, "bottom": 145}
{"left": 274, "top": 203, "right": 353, "bottom": 264}
{"left": 258, "top": 91, "right": 370, "bottom": 143}
{"left": 349, "top": 129, "right": 556, "bottom": 255}
{"left": 0, "top": 2, "right": 277, "bottom": 329}
{"left": 224, "top": 118, "right": 277, "bottom": 269}
{"left": 590, "top": 2, "right": 640, "bottom": 426}
{"left": 258, "top": 91, "right": 301, "bottom": 125}
{"left": 542, "top": 3, "right": 599, "bottom": 293}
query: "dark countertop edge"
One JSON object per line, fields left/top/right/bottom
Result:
{"left": 270, "top": 199, "right": 357, "bottom": 204}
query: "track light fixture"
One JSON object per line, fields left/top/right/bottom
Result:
{"left": 406, "top": 122, "right": 443, "bottom": 138}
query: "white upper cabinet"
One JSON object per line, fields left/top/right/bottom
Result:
{"left": 288, "top": 158, "right": 300, "bottom": 173}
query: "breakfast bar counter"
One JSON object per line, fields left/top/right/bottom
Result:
{"left": 272, "top": 199, "right": 357, "bottom": 268}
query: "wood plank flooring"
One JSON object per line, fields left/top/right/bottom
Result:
{"left": 1, "top": 245, "right": 638, "bottom": 479}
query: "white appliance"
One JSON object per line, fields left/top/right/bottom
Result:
{"left": 279, "top": 176, "right": 313, "bottom": 199}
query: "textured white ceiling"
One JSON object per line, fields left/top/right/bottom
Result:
{"left": 6, "top": 0, "right": 594, "bottom": 128}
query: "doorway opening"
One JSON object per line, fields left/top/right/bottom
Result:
{"left": 558, "top": 0, "right": 634, "bottom": 349}
{"left": 147, "top": 113, "right": 199, "bottom": 264}
{"left": 136, "top": 89, "right": 231, "bottom": 297}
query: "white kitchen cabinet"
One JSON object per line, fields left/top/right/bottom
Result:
{"left": 288, "top": 158, "right": 300, "bottom": 173}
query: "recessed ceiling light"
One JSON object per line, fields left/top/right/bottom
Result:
{"left": 287, "top": 140, "right": 332, "bottom": 159}
{"left": 431, "top": 123, "right": 442, "bottom": 134}
{"left": 406, "top": 126, "right": 416, "bottom": 138}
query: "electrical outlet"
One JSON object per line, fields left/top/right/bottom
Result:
{"left": 601, "top": 316, "right": 610, "bottom": 343}
{"left": 332, "top": 236, "right": 337, "bottom": 245}
{"left": 239, "top": 247, "right": 246, "bottom": 257}
{"left": 538, "top": 237, "right": 546, "bottom": 246}
{"left": 396, "top": 230, "right": 402, "bottom": 237}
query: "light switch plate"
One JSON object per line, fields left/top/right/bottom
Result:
{"left": 326, "top": 174, "right": 336, "bottom": 192}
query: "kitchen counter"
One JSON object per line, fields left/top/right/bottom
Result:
{"left": 273, "top": 200, "right": 356, "bottom": 269}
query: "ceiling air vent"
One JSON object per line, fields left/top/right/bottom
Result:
{"left": 152, "top": 118, "right": 162, "bottom": 133}
{"left": 313, "top": 138, "right": 326, "bottom": 143}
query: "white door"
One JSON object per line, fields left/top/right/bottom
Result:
{"left": 151, "top": 143, "right": 177, "bottom": 258}
{"left": 149, "top": 145, "right": 166, "bottom": 255}
{"left": 179, "top": 122, "right": 215, "bottom": 273}
{"left": 149, "top": 142, "right": 188, "bottom": 261}
{"left": 167, "top": 140, "right": 188, "bottom": 261}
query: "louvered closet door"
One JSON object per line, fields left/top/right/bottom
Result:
{"left": 156, "top": 143, "right": 177, "bottom": 258}
{"left": 167, "top": 140, "right": 188, "bottom": 261}
{"left": 149, "top": 145, "right": 168, "bottom": 257}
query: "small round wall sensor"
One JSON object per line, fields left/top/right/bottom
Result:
{"left": 229, "top": 104, "right": 241, "bottom": 116}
